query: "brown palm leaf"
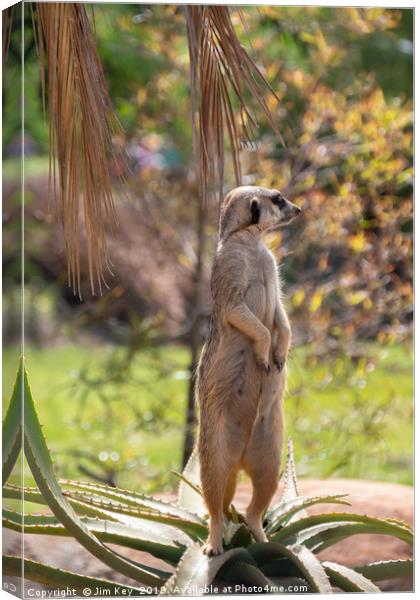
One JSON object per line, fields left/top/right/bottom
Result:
{"left": 2, "top": 6, "right": 15, "bottom": 66}
{"left": 32, "top": 2, "right": 124, "bottom": 297}
{"left": 186, "top": 6, "right": 282, "bottom": 203}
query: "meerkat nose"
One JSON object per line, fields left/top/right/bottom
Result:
{"left": 295, "top": 206, "right": 301, "bottom": 215}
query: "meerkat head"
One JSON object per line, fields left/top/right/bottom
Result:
{"left": 219, "top": 185, "right": 301, "bottom": 240}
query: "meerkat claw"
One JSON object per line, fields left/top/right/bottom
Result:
{"left": 256, "top": 357, "right": 270, "bottom": 375}
{"left": 203, "top": 543, "right": 223, "bottom": 557}
{"left": 260, "top": 361, "right": 271, "bottom": 375}
{"left": 274, "top": 357, "right": 285, "bottom": 372}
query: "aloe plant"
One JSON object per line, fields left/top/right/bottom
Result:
{"left": 2, "top": 362, "right": 413, "bottom": 595}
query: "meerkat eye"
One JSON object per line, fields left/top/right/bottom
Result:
{"left": 272, "top": 195, "right": 286, "bottom": 209}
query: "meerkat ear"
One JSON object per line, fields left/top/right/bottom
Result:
{"left": 250, "top": 198, "right": 260, "bottom": 225}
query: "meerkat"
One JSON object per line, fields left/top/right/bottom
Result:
{"left": 196, "top": 185, "right": 301, "bottom": 556}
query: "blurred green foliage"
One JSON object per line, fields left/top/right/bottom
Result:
{"left": 3, "top": 6, "right": 413, "bottom": 154}
{"left": 4, "top": 6, "right": 413, "bottom": 347}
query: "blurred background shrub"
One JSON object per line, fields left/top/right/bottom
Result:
{"left": 2, "top": 4, "right": 412, "bottom": 491}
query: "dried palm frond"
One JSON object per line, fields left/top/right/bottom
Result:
{"left": 32, "top": 2, "right": 124, "bottom": 297}
{"left": 186, "top": 6, "right": 282, "bottom": 203}
{"left": 2, "top": 6, "right": 15, "bottom": 66}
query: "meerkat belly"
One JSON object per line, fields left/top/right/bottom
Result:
{"left": 244, "top": 253, "right": 277, "bottom": 329}
{"left": 261, "top": 253, "right": 278, "bottom": 330}
{"left": 263, "top": 278, "right": 277, "bottom": 330}
{"left": 199, "top": 255, "right": 278, "bottom": 416}
{"left": 244, "top": 280, "right": 266, "bottom": 322}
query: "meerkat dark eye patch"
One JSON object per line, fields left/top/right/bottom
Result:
{"left": 251, "top": 199, "right": 260, "bottom": 224}
{"left": 272, "top": 194, "right": 286, "bottom": 209}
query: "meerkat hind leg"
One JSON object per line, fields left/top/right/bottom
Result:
{"left": 244, "top": 465, "right": 279, "bottom": 543}
{"left": 202, "top": 494, "right": 224, "bottom": 555}
{"left": 201, "top": 459, "right": 230, "bottom": 556}
{"left": 242, "top": 420, "right": 282, "bottom": 543}
{"left": 223, "top": 469, "right": 237, "bottom": 515}
{"left": 223, "top": 468, "right": 245, "bottom": 522}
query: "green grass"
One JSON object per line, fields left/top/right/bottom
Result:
{"left": 2, "top": 341, "right": 413, "bottom": 494}
{"left": 286, "top": 342, "right": 413, "bottom": 485}
{"left": 3, "top": 156, "right": 50, "bottom": 180}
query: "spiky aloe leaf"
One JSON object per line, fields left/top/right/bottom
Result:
{"left": 3, "top": 483, "right": 123, "bottom": 521}
{"left": 3, "top": 509, "right": 189, "bottom": 566}
{"left": 61, "top": 478, "right": 206, "bottom": 524}
{"left": 322, "top": 562, "right": 380, "bottom": 592}
{"left": 354, "top": 560, "right": 413, "bottom": 581}
{"left": 295, "top": 520, "right": 413, "bottom": 553}
{"left": 86, "top": 519, "right": 188, "bottom": 565}
{"left": 223, "top": 519, "right": 246, "bottom": 546}
{"left": 218, "top": 561, "right": 272, "bottom": 588}
{"left": 272, "top": 511, "right": 413, "bottom": 545}
{"left": 266, "top": 439, "right": 307, "bottom": 525}
{"left": 266, "top": 494, "right": 351, "bottom": 534}
{"left": 160, "top": 545, "right": 256, "bottom": 595}
{"left": 60, "top": 481, "right": 207, "bottom": 538}
{"left": 3, "top": 555, "right": 144, "bottom": 595}
{"left": 227, "top": 524, "right": 252, "bottom": 549}
{"left": 266, "top": 440, "right": 343, "bottom": 529}
{"left": 173, "top": 472, "right": 202, "bottom": 498}
{"left": 3, "top": 483, "right": 41, "bottom": 501}
{"left": 248, "top": 542, "right": 290, "bottom": 566}
{"left": 2, "top": 503, "right": 175, "bottom": 575}
{"left": 22, "top": 365, "right": 165, "bottom": 586}
{"left": 247, "top": 542, "right": 332, "bottom": 593}
{"left": 3, "top": 508, "right": 59, "bottom": 526}
{"left": 175, "top": 448, "right": 207, "bottom": 518}
{"left": 281, "top": 439, "right": 300, "bottom": 502}
{"left": 2, "top": 361, "right": 22, "bottom": 485}
{"left": 260, "top": 558, "right": 303, "bottom": 578}
{"left": 280, "top": 545, "right": 332, "bottom": 593}
{"left": 255, "top": 555, "right": 311, "bottom": 590}
{"left": 60, "top": 491, "right": 207, "bottom": 540}
{"left": 230, "top": 503, "right": 240, "bottom": 524}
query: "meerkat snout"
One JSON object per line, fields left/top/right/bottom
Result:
{"left": 277, "top": 197, "right": 301, "bottom": 224}
{"left": 267, "top": 191, "right": 301, "bottom": 228}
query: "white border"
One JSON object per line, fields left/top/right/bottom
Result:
{"left": 0, "top": 1, "right": 415, "bottom": 599}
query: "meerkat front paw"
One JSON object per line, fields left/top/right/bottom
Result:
{"left": 254, "top": 329, "right": 271, "bottom": 375}
{"left": 273, "top": 353, "right": 285, "bottom": 372}
{"left": 273, "top": 343, "right": 289, "bottom": 372}
{"left": 256, "top": 356, "right": 271, "bottom": 375}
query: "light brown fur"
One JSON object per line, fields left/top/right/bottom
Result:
{"left": 196, "top": 185, "right": 301, "bottom": 555}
